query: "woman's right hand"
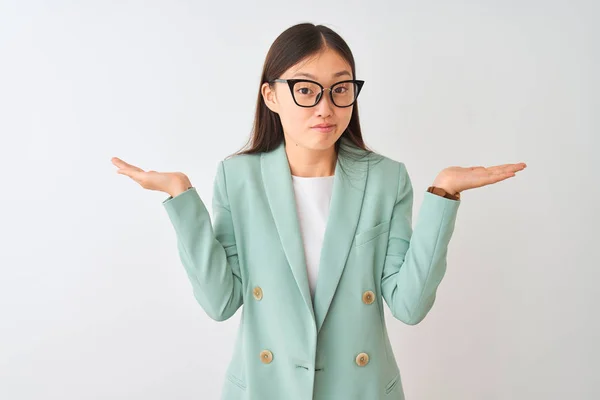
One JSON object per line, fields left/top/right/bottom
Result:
{"left": 111, "top": 157, "right": 192, "bottom": 198}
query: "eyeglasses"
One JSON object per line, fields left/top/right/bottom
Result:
{"left": 269, "top": 78, "right": 365, "bottom": 108}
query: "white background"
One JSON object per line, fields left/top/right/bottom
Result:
{"left": 1, "top": 1, "right": 598, "bottom": 399}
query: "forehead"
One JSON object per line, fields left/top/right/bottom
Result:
{"left": 285, "top": 48, "right": 353, "bottom": 81}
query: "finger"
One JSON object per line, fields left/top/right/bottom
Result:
{"left": 117, "top": 168, "right": 145, "bottom": 182}
{"left": 471, "top": 169, "right": 515, "bottom": 188}
{"left": 487, "top": 164, "right": 525, "bottom": 175}
{"left": 503, "top": 163, "right": 526, "bottom": 171}
{"left": 484, "top": 164, "right": 511, "bottom": 173}
{"left": 111, "top": 157, "right": 144, "bottom": 172}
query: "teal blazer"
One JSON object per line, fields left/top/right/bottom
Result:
{"left": 162, "top": 138, "right": 461, "bottom": 400}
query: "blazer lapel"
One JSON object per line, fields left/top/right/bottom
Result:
{"left": 261, "top": 142, "right": 316, "bottom": 325}
{"left": 313, "top": 140, "right": 368, "bottom": 334}
{"left": 261, "top": 138, "right": 369, "bottom": 334}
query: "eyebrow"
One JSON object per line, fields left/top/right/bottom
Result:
{"left": 291, "top": 70, "right": 352, "bottom": 80}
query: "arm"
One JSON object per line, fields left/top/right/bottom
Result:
{"left": 380, "top": 162, "right": 461, "bottom": 325}
{"left": 162, "top": 161, "right": 243, "bottom": 321}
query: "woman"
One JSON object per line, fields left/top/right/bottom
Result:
{"left": 111, "top": 23, "right": 526, "bottom": 400}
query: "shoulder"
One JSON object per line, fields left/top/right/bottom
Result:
{"left": 214, "top": 151, "right": 263, "bottom": 193}
{"left": 359, "top": 149, "right": 408, "bottom": 184}
{"left": 361, "top": 150, "right": 412, "bottom": 203}
{"left": 337, "top": 137, "right": 407, "bottom": 177}
{"left": 219, "top": 151, "right": 262, "bottom": 175}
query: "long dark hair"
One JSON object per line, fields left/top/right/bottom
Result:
{"left": 228, "top": 23, "right": 374, "bottom": 161}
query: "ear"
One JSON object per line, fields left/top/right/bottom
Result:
{"left": 261, "top": 82, "right": 279, "bottom": 114}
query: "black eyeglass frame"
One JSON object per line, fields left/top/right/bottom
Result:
{"left": 269, "top": 78, "right": 365, "bottom": 108}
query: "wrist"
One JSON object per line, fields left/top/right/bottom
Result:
{"left": 436, "top": 185, "right": 458, "bottom": 196}
{"left": 168, "top": 179, "right": 192, "bottom": 198}
{"left": 432, "top": 178, "right": 457, "bottom": 196}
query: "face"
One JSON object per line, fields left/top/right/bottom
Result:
{"left": 261, "top": 48, "right": 355, "bottom": 152}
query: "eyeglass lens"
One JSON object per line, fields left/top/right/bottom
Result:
{"left": 293, "top": 81, "right": 358, "bottom": 107}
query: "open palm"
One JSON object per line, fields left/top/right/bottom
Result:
{"left": 111, "top": 157, "right": 190, "bottom": 195}
{"left": 434, "top": 162, "right": 527, "bottom": 194}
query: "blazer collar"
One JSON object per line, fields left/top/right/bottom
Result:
{"left": 261, "top": 138, "right": 369, "bottom": 334}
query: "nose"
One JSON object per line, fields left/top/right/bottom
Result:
{"left": 314, "top": 89, "right": 334, "bottom": 117}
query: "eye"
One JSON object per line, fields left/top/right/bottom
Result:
{"left": 297, "top": 87, "right": 313, "bottom": 95}
{"left": 293, "top": 81, "right": 320, "bottom": 97}
{"left": 333, "top": 86, "right": 348, "bottom": 94}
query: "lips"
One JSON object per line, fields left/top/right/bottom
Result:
{"left": 311, "top": 124, "right": 336, "bottom": 133}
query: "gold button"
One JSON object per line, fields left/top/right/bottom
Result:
{"left": 356, "top": 352, "right": 369, "bottom": 367}
{"left": 362, "top": 290, "right": 375, "bottom": 305}
{"left": 260, "top": 349, "right": 273, "bottom": 364}
{"left": 253, "top": 286, "right": 263, "bottom": 301}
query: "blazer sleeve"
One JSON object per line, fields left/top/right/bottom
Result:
{"left": 162, "top": 160, "right": 243, "bottom": 321}
{"left": 380, "top": 162, "right": 461, "bottom": 325}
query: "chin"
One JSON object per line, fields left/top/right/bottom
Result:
{"left": 309, "top": 137, "right": 338, "bottom": 151}
{"left": 286, "top": 131, "right": 340, "bottom": 151}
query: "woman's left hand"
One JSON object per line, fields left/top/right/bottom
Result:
{"left": 432, "top": 162, "right": 527, "bottom": 196}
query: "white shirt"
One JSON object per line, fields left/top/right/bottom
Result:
{"left": 291, "top": 175, "right": 335, "bottom": 301}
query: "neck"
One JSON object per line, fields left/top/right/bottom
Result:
{"left": 285, "top": 142, "right": 337, "bottom": 177}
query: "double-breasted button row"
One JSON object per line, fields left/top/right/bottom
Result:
{"left": 260, "top": 349, "right": 367, "bottom": 366}
{"left": 255, "top": 286, "right": 374, "bottom": 304}
{"left": 260, "top": 349, "right": 273, "bottom": 364}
